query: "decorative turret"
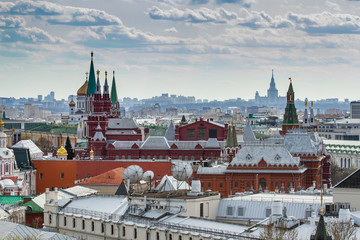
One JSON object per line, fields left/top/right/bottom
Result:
{"left": 180, "top": 114, "right": 187, "bottom": 126}
{"left": 69, "top": 96, "right": 75, "bottom": 115}
{"left": 95, "top": 70, "right": 101, "bottom": 95}
{"left": 93, "top": 70, "right": 103, "bottom": 113}
{"left": 281, "top": 77, "right": 300, "bottom": 134}
{"left": 302, "top": 98, "right": 309, "bottom": 127}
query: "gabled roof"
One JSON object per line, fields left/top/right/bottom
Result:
{"left": 231, "top": 142, "right": 300, "bottom": 167}
{"left": 155, "top": 175, "right": 190, "bottom": 191}
{"left": 78, "top": 167, "right": 125, "bottom": 186}
{"left": 205, "top": 138, "right": 220, "bottom": 148}
{"left": 333, "top": 168, "right": 360, "bottom": 188}
{"left": 140, "top": 136, "right": 170, "bottom": 149}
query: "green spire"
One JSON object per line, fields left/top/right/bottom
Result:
{"left": 110, "top": 71, "right": 119, "bottom": 104}
{"left": 283, "top": 77, "right": 299, "bottom": 126}
{"left": 226, "top": 121, "right": 232, "bottom": 147}
{"left": 232, "top": 122, "right": 237, "bottom": 147}
{"left": 87, "top": 51, "right": 96, "bottom": 95}
{"left": 181, "top": 114, "right": 187, "bottom": 123}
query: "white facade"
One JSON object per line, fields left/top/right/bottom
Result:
{"left": 324, "top": 139, "right": 360, "bottom": 169}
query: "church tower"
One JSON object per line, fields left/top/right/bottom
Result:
{"left": 93, "top": 70, "right": 103, "bottom": 114}
{"left": 86, "top": 52, "right": 96, "bottom": 114}
{"left": 281, "top": 78, "right": 299, "bottom": 134}
{"left": 267, "top": 69, "right": 279, "bottom": 103}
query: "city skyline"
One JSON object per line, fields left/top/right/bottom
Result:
{"left": 1, "top": 0, "right": 360, "bottom": 101}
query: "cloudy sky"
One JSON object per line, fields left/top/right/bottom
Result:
{"left": 0, "top": 0, "right": 359, "bottom": 101}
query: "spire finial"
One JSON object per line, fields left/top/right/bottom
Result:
{"left": 113, "top": 70, "right": 115, "bottom": 75}
{"left": 105, "top": 71, "right": 107, "bottom": 80}
{"left": 91, "top": 51, "right": 93, "bottom": 61}
{"left": 86, "top": 72, "right": 88, "bottom": 81}
{"left": 305, "top": 99, "right": 307, "bottom": 109}
{"left": 320, "top": 184, "right": 323, "bottom": 216}
{"left": 289, "top": 77, "right": 292, "bottom": 83}
{"left": 311, "top": 101, "right": 314, "bottom": 109}
{"left": 272, "top": 69, "right": 274, "bottom": 76}
{"left": 96, "top": 70, "right": 100, "bottom": 79}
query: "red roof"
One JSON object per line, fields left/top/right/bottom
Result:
{"left": 77, "top": 167, "right": 125, "bottom": 186}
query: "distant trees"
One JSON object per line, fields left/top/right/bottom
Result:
{"left": 331, "top": 159, "right": 356, "bottom": 185}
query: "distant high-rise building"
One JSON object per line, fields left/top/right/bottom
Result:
{"left": 254, "top": 70, "right": 286, "bottom": 106}
{"left": 350, "top": 101, "right": 360, "bottom": 119}
{"left": 37, "top": 95, "right": 43, "bottom": 102}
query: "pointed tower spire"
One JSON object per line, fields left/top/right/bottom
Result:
{"left": 282, "top": 77, "right": 299, "bottom": 134}
{"left": 87, "top": 51, "right": 96, "bottom": 95}
{"left": 310, "top": 101, "right": 315, "bottom": 126}
{"left": 103, "top": 71, "right": 109, "bottom": 95}
{"left": 303, "top": 98, "right": 309, "bottom": 127}
{"left": 110, "top": 71, "right": 119, "bottom": 105}
{"left": 95, "top": 70, "right": 101, "bottom": 94}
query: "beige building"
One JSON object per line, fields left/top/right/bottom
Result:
{"left": 44, "top": 187, "right": 252, "bottom": 240}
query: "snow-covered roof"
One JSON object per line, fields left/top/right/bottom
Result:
{"left": 165, "top": 120, "right": 175, "bottom": 141}
{"left": 205, "top": 138, "right": 220, "bottom": 148}
{"left": 0, "top": 220, "right": 76, "bottom": 240}
{"left": 243, "top": 121, "right": 257, "bottom": 142}
{"left": 155, "top": 175, "right": 190, "bottom": 191}
{"left": 108, "top": 118, "right": 140, "bottom": 129}
{"left": 197, "top": 164, "right": 228, "bottom": 175}
{"left": 12, "top": 140, "right": 43, "bottom": 158}
{"left": 230, "top": 142, "right": 300, "bottom": 167}
{"left": 0, "top": 179, "right": 16, "bottom": 188}
{"left": 217, "top": 193, "right": 332, "bottom": 221}
{"left": 284, "top": 131, "right": 323, "bottom": 155}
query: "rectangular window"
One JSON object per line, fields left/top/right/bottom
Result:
{"left": 235, "top": 182, "right": 239, "bottom": 188}
{"left": 123, "top": 226, "right": 126, "bottom": 237}
{"left": 187, "top": 129, "right": 195, "bottom": 139}
{"left": 64, "top": 217, "right": 66, "bottom": 226}
{"left": 101, "top": 223, "right": 104, "bottom": 233}
{"left": 198, "top": 128, "right": 206, "bottom": 139}
{"left": 111, "top": 225, "right": 114, "bottom": 235}
{"left": 82, "top": 220, "right": 85, "bottom": 230}
{"left": 61, "top": 173, "right": 64, "bottom": 179}
{"left": 227, "top": 206, "right": 233, "bottom": 215}
{"left": 134, "top": 228, "right": 137, "bottom": 239}
{"left": 92, "top": 221, "right": 94, "bottom": 231}
{"left": 209, "top": 129, "right": 217, "bottom": 138}
{"left": 49, "top": 214, "right": 52, "bottom": 224}
{"left": 73, "top": 218, "right": 76, "bottom": 228}
{"left": 266, "top": 208, "right": 271, "bottom": 217}
{"left": 238, "top": 207, "right": 244, "bottom": 216}
{"left": 220, "top": 183, "right": 223, "bottom": 188}
{"left": 40, "top": 173, "right": 43, "bottom": 179}
{"left": 208, "top": 183, "right": 211, "bottom": 188}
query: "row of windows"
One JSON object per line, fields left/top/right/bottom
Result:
{"left": 62, "top": 216, "right": 115, "bottom": 235}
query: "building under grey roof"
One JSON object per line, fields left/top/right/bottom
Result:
{"left": 107, "top": 118, "right": 140, "bottom": 129}
{"left": 284, "top": 130, "right": 323, "bottom": 155}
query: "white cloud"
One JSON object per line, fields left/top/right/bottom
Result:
{"left": 164, "top": 27, "right": 178, "bottom": 33}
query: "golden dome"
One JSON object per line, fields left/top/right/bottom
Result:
{"left": 77, "top": 80, "right": 88, "bottom": 96}
{"left": 69, "top": 99, "right": 76, "bottom": 106}
{"left": 90, "top": 148, "right": 94, "bottom": 155}
{"left": 0, "top": 118, "right": 3, "bottom": 127}
{"left": 57, "top": 145, "right": 68, "bottom": 156}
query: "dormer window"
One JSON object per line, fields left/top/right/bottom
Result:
{"left": 246, "top": 154, "right": 252, "bottom": 161}
{"left": 275, "top": 154, "right": 281, "bottom": 162}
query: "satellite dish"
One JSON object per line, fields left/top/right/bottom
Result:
{"left": 143, "top": 170, "right": 154, "bottom": 182}
{"left": 123, "top": 165, "right": 144, "bottom": 184}
{"left": 172, "top": 162, "right": 193, "bottom": 182}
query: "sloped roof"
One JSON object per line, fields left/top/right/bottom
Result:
{"left": 111, "top": 141, "right": 142, "bottom": 149}
{"left": 243, "top": 121, "right": 257, "bottom": 142}
{"left": 78, "top": 167, "right": 125, "bottom": 186}
{"left": 140, "top": 136, "right": 170, "bottom": 149}
{"left": 0, "top": 221, "right": 76, "bottom": 240}
{"left": 155, "top": 175, "right": 190, "bottom": 191}
{"left": 108, "top": 118, "right": 140, "bottom": 129}
{"left": 12, "top": 140, "right": 43, "bottom": 158}
{"left": 333, "top": 168, "right": 360, "bottom": 188}
{"left": 231, "top": 142, "right": 300, "bottom": 167}
{"left": 115, "top": 181, "right": 128, "bottom": 196}
{"left": 205, "top": 138, "right": 221, "bottom": 148}
{"left": 284, "top": 131, "right": 322, "bottom": 155}
{"left": 165, "top": 120, "right": 175, "bottom": 141}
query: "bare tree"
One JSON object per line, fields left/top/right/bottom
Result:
{"left": 328, "top": 220, "right": 357, "bottom": 240}
{"left": 259, "top": 222, "right": 298, "bottom": 240}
